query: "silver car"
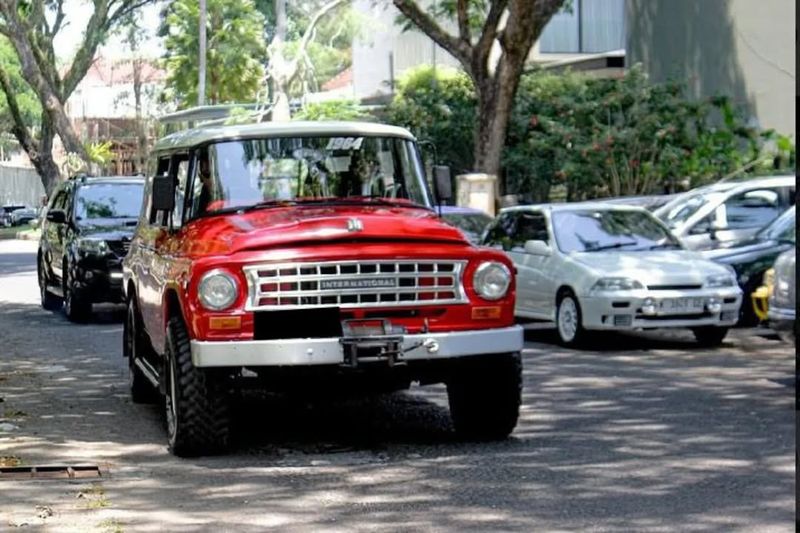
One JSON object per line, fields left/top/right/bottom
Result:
{"left": 483, "top": 203, "right": 742, "bottom": 347}
{"left": 654, "top": 175, "right": 796, "bottom": 251}
{"left": 768, "top": 247, "right": 795, "bottom": 344}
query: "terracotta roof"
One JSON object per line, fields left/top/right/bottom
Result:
{"left": 321, "top": 67, "right": 353, "bottom": 91}
{"left": 79, "top": 56, "right": 166, "bottom": 86}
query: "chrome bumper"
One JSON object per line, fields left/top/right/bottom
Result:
{"left": 190, "top": 326, "right": 524, "bottom": 368}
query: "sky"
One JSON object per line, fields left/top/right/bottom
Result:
{"left": 53, "top": 1, "right": 165, "bottom": 62}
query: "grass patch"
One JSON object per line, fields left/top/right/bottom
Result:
{"left": 77, "top": 483, "right": 110, "bottom": 509}
{"left": 0, "top": 455, "right": 23, "bottom": 467}
{"left": 98, "top": 518, "right": 124, "bottom": 533}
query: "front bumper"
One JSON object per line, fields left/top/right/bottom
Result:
{"left": 580, "top": 288, "right": 742, "bottom": 330}
{"left": 190, "top": 325, "right": 524, "bottom": 368}
{"left": 71, "top": 258, "right": 124, "bottom": 303}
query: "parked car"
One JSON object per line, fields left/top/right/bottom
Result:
{"left": 1, "top": 204, "right": 26, "bottom": 227}
{"left": 483, "top": 203, "right": 742, "bottom": 347}
{"left": 701, "top": 205, "right": 795, "bottom": 325}
{"left": 123, "top": 121, "right": 524, "bottom": 456}
{"left": 9, "top": 207, "right": 37, "bottom": 226}
{"left": 439, "top": 205, "right": 494, "bottom": 243}
{"left": 38, "top": 176, "right": 145, "bottom": 322}
{"left": 768, "top": 247, "right": 795, "bottom": 344}
{"left": 653, "top": 175, "right": 796, "bottom": 250}
{"left": 595, "top": 193, "right": 678, "bottom": 212}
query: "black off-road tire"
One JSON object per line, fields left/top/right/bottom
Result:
{"left": 447, "top": 352, "right": 522, "bottom": 441}
{"left": 38, "top": 257, "right": 62, "bottom": 311}
{"left": 124, "top": 299, "right": 159, "bottom": 404}
{"left": 165, "top": 316, "right": 230, "bottom": 457}
{"left": 63, "top": 261, "right": 91, "bottom": 322}
{"left": 692, "top": 327, "right": 729, "bottom": 347}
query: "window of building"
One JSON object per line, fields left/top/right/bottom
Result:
{"left": 538, "top": 0, "right": 626, "bottom": 54}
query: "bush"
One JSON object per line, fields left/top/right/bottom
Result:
{"left": 385, "top": 65, "right": 476, "bottom": 176}
{"left": 293, "top": 99, "right": 370, "bottom": 121}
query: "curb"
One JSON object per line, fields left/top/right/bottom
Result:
{"left": 14, "top": 230, "right": 41, "bottom": 241}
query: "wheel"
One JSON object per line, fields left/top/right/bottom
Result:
{"left": 124, "top": 299, "right": 159, "bottom": 404}
{"left": 38, "top": 257, "right": 62, "bottom": 311}
{"left": 447, "top": 353, "right": 522, "bottom": 441}
{"left": 692, "top": 327, "right": 729, "bottom": 347}
{"left": 164, "top": 316, "right": 230, "bottom": 456}
{"left": 63, "top": 261, "right": 91, "bottom": 322}
{"left": 556, "top": 290, "right": 586, "bottom": 347}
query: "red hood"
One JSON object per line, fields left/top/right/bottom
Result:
{"left": 177, "top": 205, "right": 470, "bottom": 255}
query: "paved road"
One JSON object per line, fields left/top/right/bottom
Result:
{"left": 0, "top": 239, "right": 794, "bottom": 532}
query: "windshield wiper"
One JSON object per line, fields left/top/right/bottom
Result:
{"left": 586, "top": 241, "right": 639, "bottom": 252}
{"left": 646, "top": 241, "right": 683, "bottom": 250}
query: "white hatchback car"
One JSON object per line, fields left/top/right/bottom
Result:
{"left": 483, "top": 203, "right": 742, "bottom": 346}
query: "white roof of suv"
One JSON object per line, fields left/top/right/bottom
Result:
{"left": 153, "top": 121, "right": 416, "bottom": 152}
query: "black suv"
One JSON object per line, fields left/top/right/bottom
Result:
{"left": 38, "top": 176, "right": 145, "bottom": 321}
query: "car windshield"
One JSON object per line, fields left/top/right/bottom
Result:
{"left": 553, "top": 209, "right": 681, "bottom": 253}
{"left": 193, "top": 136, "right": 432, "bottom": 215}
{"left": 757, "top": 206, "right": 795, "bottom": 242}
{"left": 655, "top": 190, "right": 720, "bottom": 228}
{"left": 442, "top": 212, "right": 493, "bottom": 236}
{"left": 74, "top": 183, "right": 143, "bottom": 222}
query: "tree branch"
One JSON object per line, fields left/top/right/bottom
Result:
{"left": 393, "top": 0, "right": 472, "bottom": 68}
{"left": 456, "top": 0, "right": 470, "bottom": 46}
{"left": 0, "top": 62, "right": 38, "bottom": 159}
{"left": 473, "top": 0, "right": 507, "bottom": 73}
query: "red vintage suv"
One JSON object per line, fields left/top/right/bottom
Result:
{"left": 123, "top": 121, "right": 523, "bottom": 456}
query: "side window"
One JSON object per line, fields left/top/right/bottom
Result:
{"left": 514, "top": 212, "right": 549, "bottom": 252}
{"left": 148, "top": 156, "right": 171, "bottom": 225}
{"left": 723, "top": 189, "right": 782, "bottom": 230}
{"left": 172, "top": 158, "right": 190, "bottom": 226}
{"left": 483, "top": 212, "right": 519, "bottom": 251}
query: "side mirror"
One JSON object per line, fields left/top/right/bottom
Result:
{"left": 524, "top": 239, "right": 551, "bottom": 256}
{"left": 152, "top": 175, "right": 175, "bottom": 213}
{"left": 433, "top": 165, "right": 453, "bottom": 204}
{"left": 46, "top": 209, "right": 66, "bottom": 224}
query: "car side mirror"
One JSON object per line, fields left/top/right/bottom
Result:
{"left": 433, "top": 165, "right": 453, "bottom": 204}
{"left": 46, "top": 209, "right": 66, "bottom": 224}
{"left": 524, "top": 239, "right": 551, "bottom": 256}
{"left": 152, "top": 175, "right": 175, "bottom": 213}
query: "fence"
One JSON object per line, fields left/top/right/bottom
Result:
{"left": 0, "top": 166, "right": 45, "bottom": 207}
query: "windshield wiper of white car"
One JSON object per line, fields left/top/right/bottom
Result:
{"left": 646, "top": 241, "right": 683, "bottom": 250}
{"left": 585, "top": 241, "right": 639, "bottom": 252}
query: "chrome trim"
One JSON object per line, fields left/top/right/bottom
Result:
{"left": 243, "top": 260, "right": 468, "bottom": 311}
{"left": 190, "top": 325, "right": 524, "bottom": 367}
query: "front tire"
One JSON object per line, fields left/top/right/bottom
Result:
{"left": 556, "top": 290, "right": 586, "bottom": 347}
{"left": 63, "top": 261, "right": 91, "bottom": 322}
{"left": 38, "top": 257, "right": 62, "bottom": 311}
{"left": 447, "top": 353, "right": 522, "bottom": 441}
{"left": 164, "top": 316, "right": 230, "bottom": 457}
{"left": 692, "top": 327, "right": 729, "bottom": 347}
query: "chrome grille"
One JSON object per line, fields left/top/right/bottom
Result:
{"left": 243, "top": 260, "right": 468, "bottom": 310}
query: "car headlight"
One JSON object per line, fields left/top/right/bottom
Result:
{"left": 590, "top": 277, "right": 643, "bottom": 291}
{"left": 198, "top": 270, "right": 239, "bottom": 310}
{"left": 704, "top": 274, "right": 736, "bottom": 288}
{"left": 77, "top": 238, "right": 109, "bottom": 255}
{"left": 473, "top": 261, "right": 511, "bottom": 301}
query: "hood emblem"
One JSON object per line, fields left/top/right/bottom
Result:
{"left": 347, "top": 218, "right": 363, "bottom": 232}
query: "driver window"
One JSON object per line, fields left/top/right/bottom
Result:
{"left": 171, "top": 158, "right": 190, "bottom": 227}
{"left": 723, "top": 189, "right": 781, "bottom": 230}
{"left": 512, "top": 212, "right": 549, "bottom": 252}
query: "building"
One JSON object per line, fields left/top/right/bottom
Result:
{"left": 627, "top": 0, "right": 795, "bottom": 136}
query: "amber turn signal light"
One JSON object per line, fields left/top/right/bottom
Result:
{"left": 471, "top": 306, "right": 502, "bottom": 320}
{"left": 209, "top": 316, "right": 242, "bottom": 330}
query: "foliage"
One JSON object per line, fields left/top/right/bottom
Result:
{"left": 293, "top": 100, "right": 368, "bottom": 121}
{"left": 0, "top": 38, "right": 40, "bottom": 131}
{"left": 161, "top": 0, "right": 267, "bottom": 108}
{"left": 85, "top": 141, "right": 114, "bottom": 165}
{"left": 385, "top": 65, "right": 476, "bottom": 176}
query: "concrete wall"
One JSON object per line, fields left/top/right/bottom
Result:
{"left": 627, "top": 0, "right": 795, "bottom": 136}
{"left": 0, "top": 166, "right": 46, "bottom": 207}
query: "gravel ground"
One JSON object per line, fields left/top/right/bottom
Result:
{"left": 0, "top": 239, "right": 794, "bottom": 532}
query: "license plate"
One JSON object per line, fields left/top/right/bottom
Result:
{"left": 660, "top": 297, "right": 705, "bottom": 312}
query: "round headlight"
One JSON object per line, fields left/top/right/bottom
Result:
{"left": 198, "top": 270, "right": 239, "bottom": 311}
{"left": 473, "top": 261, "right": 511, "bottom": 301}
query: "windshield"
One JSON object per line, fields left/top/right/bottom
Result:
{"left": 442, "top": 212, "right": 493, "bottom": 237}
{"left": 553, "top": 209, "right": 681, "bottom": 253}
{"left": 757, "top": 206, "right": 795, "bottom": 242}
{"left": 190, "top": 136, "right": 432, "bottom": 216}
{"left": 655, "top": 190, "right": 721, "bottom": 229}
{"left": 74, "top": 183, "right": 143, "bottom": 222}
